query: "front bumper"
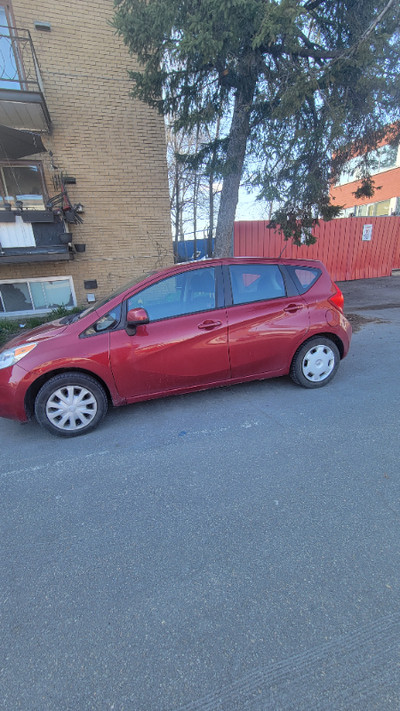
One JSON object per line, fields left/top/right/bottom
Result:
{"left": 0, "top": 363, "right": 31, "bottom": 422}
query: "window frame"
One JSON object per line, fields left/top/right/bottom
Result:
{"left": 284, "top": 265, "right": 322, "bottom": 295}
{"left": 0, "top": 2, "right": 14, "bottom": 28}
{"left": 0, "top": 160, "right": 48, "bottom": 209}
{"left": 125, "top": 265, "right": 224, "bottom": 323}
{"left": 80, "top": 304, "right": 123, "bottom": 338}
{"left": 224, "top": 263, "right": 291, "bottom": 307}
{"left": 336, "top": 142, "right": 399, "bottom": 187}
{"left": 0, "top": 275, "right": 77, "bottom": 316}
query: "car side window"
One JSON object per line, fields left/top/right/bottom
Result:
{"left": 81, "top": 304, "right": 122, "bottom": 337}
{"left": 286, "top": 266, "right": 321, "bottom": 294}
{"left": 127, "top": 267, "right": 216, "bottom": 321}
{"left": 229, "top": 264, "right": 286, "bottom": 305}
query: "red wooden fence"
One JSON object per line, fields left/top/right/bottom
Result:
{"left": 234, "top": 216, "right": 400, "bottom": 281}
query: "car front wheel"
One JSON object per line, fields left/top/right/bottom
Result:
{"left": 290, "top": 337, "right": 340, "bottom": 388}
{"left": 34, "top": 372, "right": 108, "bottom": 436}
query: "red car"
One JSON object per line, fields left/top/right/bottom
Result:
{"left": 0, "top": 257, "right": 351, "bottom": 437}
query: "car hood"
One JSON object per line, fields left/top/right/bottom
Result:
{"left": 1, "top": 319, "right": 68, "bottom": 350}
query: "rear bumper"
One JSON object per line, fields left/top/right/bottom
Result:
{"left": 339, "top": 313, "right": 352, "bottom": 358}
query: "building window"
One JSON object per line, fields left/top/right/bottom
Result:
{"left": 336, "top": 143, "right": 399, "bottom": 187}
{"left": 0, "top": 162, "right": 47, "bottom": 209}
{"left": 0, "top": 277, "right": 76, "bottom": 314}
{"left": 0, "top": 2, "right": 23, "bottom": 90}
{"left": 356, "top": 200, "right": 391, "bottom": 217}
{"left": 339, "top": 198, "right": 395, "bottom": 218}
{"left": 338, "top": 207, "right": 355, "bottom": 218}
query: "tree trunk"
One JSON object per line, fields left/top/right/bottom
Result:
{"left": 214, "top": 79, "right": 256, "bottom": 257}
{"left": 192, "top": 125, "right": 201, "bottom": 259}
{"left": 174, "top": 161, "right": 180, "bottom": 260}
{"left": 208, "top": 169, "right": 214, "bottom": 257}
{"left": 208, "top": 115, "right": 221, "bottom": 257}
{"left": 193, "top": 181, "right": 198, "bottom": 258}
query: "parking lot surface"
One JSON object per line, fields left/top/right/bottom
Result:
{"left": 1, "top": 277, "right": 399, "bottom": 710}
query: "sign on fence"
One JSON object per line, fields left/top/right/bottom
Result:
{"left": 362, "top": 224, "right": 373, "bottom": 241}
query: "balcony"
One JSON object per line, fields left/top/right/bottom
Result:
{"left": 0, "top": 245, "right": 71, "bottom": 264}
{"left": 0, "top": 216, "right": 72, "bottom": 264}
{"left": 0, "top": 26, "right": 51, "bottom": 131}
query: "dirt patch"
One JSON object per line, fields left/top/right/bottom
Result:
{"left": 345, "top": 313, "right": 389, "bottom": 332}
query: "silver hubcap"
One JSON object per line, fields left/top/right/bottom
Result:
{"left": 46, "top": 385, "right": 98, "bottom": 431}
{"left": 302, "top": 344, "right": 335, "bottom": 382}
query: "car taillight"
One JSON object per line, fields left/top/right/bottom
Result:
{"left": 328, "top": 284, "right": 344, "bottom": 312}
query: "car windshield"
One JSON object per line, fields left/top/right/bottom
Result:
{"left": 59, "top": 271, "right": 156, "bottom": 324}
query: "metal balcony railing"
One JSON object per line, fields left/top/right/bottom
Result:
{"left": 0, "top": 26, "right": 50, "bottom": 130}
{"left": 0, "top": 26, "right": 44, "bottom": 92}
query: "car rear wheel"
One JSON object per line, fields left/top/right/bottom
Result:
{"left": 34, "top": 373, "right": 108, "bottom": 436}
{"left": 290, "top": 337, "right": 340, "bottom": 388}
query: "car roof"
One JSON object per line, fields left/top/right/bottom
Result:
{"left": 153, "top": 256, "right": 325, "bottom": 278}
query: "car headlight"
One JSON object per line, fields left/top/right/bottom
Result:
{"left": 0, "top": 342, "right": 37, "bottom": 370}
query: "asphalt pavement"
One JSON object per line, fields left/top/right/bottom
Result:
{"left": 339, "top": 272, "right": 400, "bottom": 312}
{"left": 1, "top": 274, "right": 399, "bottom": 711}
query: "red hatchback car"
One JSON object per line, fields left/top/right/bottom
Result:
{"left": 0, "top": 257, "right": 351, "bottom": 437}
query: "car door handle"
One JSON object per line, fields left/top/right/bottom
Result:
{"left": 198, "top": 320, "right": 222, "bottom": 330}
{"left": 284, "top": 303, "right": 303, "bottom": 313}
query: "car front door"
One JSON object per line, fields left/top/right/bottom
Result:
{"left": 226, "top": 263, "right": 309, "bottom": 379}
{"left": 109, "top": 266, "right": 230, "bottom": 401}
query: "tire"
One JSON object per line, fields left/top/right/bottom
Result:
{"left": 34, "top": 372, "right": 108, "bottom": 437}
{"left": 290, "top": 337, "right": 340, "bottom": 388}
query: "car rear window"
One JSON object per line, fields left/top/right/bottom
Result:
{"left": 286, "top": 266, "right": 321, "bottom": 294}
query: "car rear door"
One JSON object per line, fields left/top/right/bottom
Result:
{"left": 225, "top": 263, "right": 309, "bottom": 379}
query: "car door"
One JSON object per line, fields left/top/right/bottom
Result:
{"left": 225, "top": 263, "right": 309, "bottom": 378}
{"left": 109, "top": 265, "right": 230, "bottom": 401}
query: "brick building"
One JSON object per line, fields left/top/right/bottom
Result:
{"left": 0, "top": 0, "right": 172, "bottom": 316}
{"left": 330, "top": 128, "right": 400, "bottom": 218}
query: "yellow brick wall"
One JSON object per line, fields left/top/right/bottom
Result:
{"left": 1, "top": 0, "right": 173, "bottom": 305}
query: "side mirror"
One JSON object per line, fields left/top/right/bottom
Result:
{"left": 126, "top": 307, "right": 149, "bottom": 328}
